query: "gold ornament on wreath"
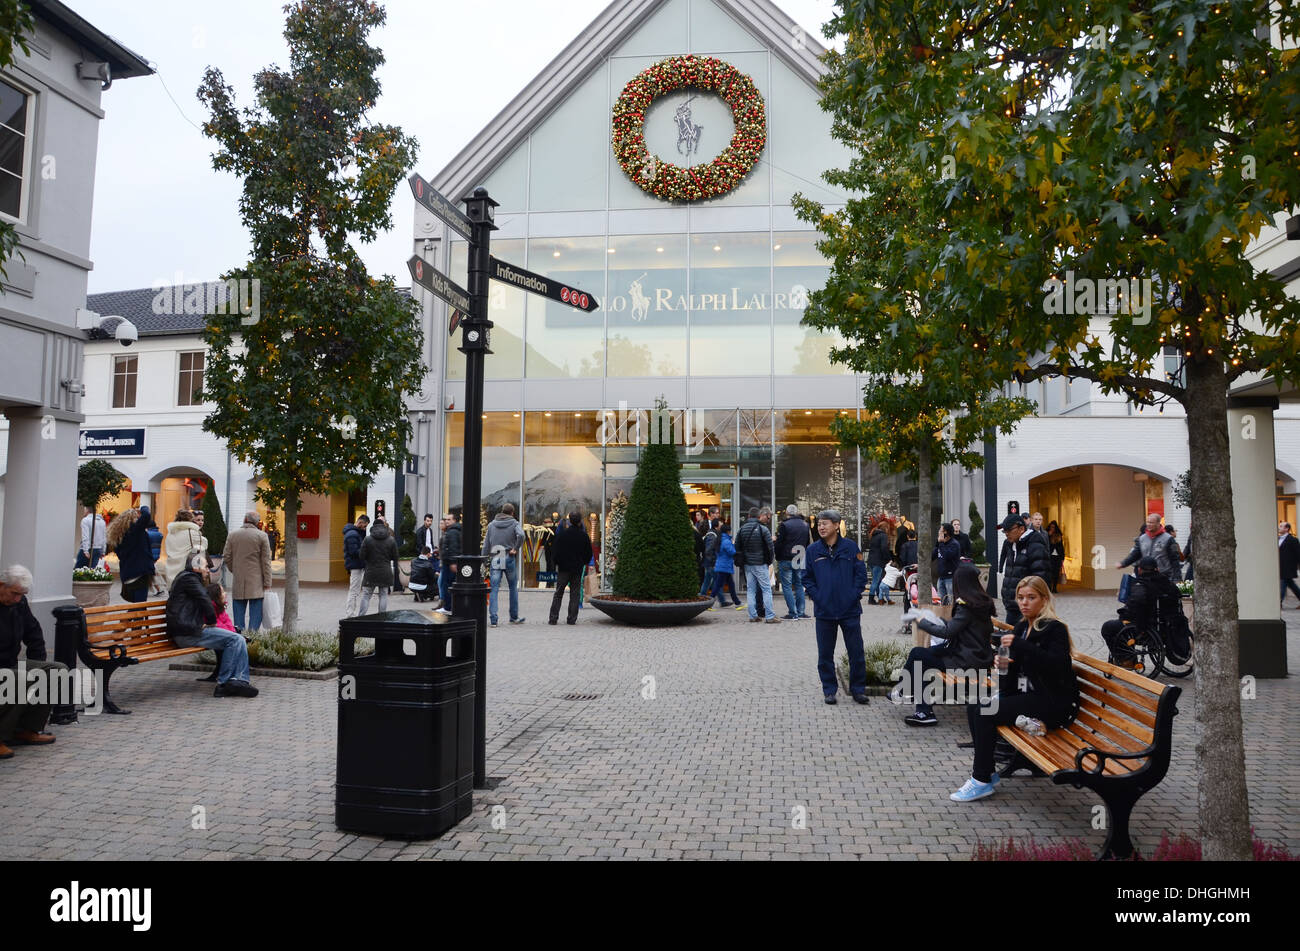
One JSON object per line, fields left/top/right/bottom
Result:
{"left": 612, "top": 54, "right": 767, "bottom": 202}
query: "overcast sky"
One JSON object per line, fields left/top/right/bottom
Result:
{"left": 73, "top": 0, "right": 839, "bottom": 294}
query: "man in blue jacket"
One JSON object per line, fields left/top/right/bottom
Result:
{"left": 802, "top": 509, "right": 870, "bottom": 705}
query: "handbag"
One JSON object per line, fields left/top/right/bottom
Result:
{"left": 1117, "top": 572, "right": 1134, "bottom": 604}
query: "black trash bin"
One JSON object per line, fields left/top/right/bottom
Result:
{"left": 336, "top": 610, "right": 475, "bottom": 838}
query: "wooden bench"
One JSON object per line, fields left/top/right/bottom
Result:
{"left": 996, "top": 651, "right": 1181, "bottom": 859}
{"left": 53, "top": 600, "right": 205, "bottom": 716}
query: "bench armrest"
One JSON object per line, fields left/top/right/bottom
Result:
{"left": 1073, "top": 744, "right": 1153, "bottom": 776}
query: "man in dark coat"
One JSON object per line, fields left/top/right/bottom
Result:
{"left": 802, "top": 510, "right": 870, "bottom": 704}
{"left": 0, "top": 565, "right": 65, "bottom": 757}
{"left": 866, "top": 522, "right": 894, "bottom": 606}
{"left": 775, "top": 504, "right": 811, "bottom": 620}
{"left": 998, "top": 515, "right": 1052, "bottom": 626}
{"left": 166, "top": 555, "right": 257, "bottom": 697}
{"left": 437, "top": 511, "right": 462, "bottom": 616}
{"left": 549, "top": 511, "right": 593, "bottom": 625}
{"left": 1280, "top": 522, "right": 1300, "bottom": 608}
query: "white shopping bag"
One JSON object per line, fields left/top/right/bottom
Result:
{"left": 262, "top": 589, "right": 282, "bottom": 630}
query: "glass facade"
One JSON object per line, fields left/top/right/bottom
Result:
{"left": 441, "top": 408, "right": 931, "bottom": 588}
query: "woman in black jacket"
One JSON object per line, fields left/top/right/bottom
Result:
{"left": 897, "top": 564, "right": 995, "bottom": 726}
{"left": 952, "top": 574, "right": 1078, "bottom": 801}
{"left": 108, "top": 507, "right": 157, "bottom": 604}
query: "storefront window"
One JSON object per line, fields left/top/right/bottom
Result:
{"left": 525, "top": 236, "right": 607, "bottom": 377}
{"left": 774, "top": 409, "right": 859, "bottom": 539}
{"left": 445, "top": 413, "right": 522, "bottom": 534}
{"left": 772, "top": 232, "right": 844, "bottom": 375}
{"left": 445, "top": 239, "right": 526, "bottom": 381}
{"left": 606, "top": 233, "right": 687, "bottom": 376}
{"left": 689, "top": 232, "right": 771, "bottom": 375}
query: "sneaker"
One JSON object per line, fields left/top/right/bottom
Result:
{"left": 989, "top": 772, "right": 1001, "bottom": 787}
{"left": 824, "top": 694, "right": 838, "bottom": 705}
{"left": 214, "top": 680, "right": 259, "bottom": 698}
{"left": 904, "top": 711, "right": 937, "bottom": 726}
{"left": 781, "top": 614, "right": 797, "bottom": 620}
{"left": 749, "top": 617, "right": 762, "bottom": 623}
{"left": 852, "top": 693, "right": 870, "bottom": 705}
{"left": 887, "top": 686, "right": 912, "bottom": 705}
{"left": 707, "top": 606, "right": 717, "bottom": 612}
{"left": 765, "top": 617, "right": 781, "bottom": 624}
{"left": 436, "top": 608, "right": 452, "bottom": 616}
{"left": 949, "top": 777, "right": 997, "bottom": 802}
{"left": 490, "top": 621, "right": 498, "bottom": 627}
{"left": 509, "top": 617, "right": 526, "bottom": 624}
{"left": 734, "top": 604, "right": 746, "bottom": 611}
{"left": 798, "top": 614, "right": 812, "bottom": 619}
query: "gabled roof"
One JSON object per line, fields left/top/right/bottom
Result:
{"left": 433, "top": 0, "right": 829, "bottom": 200}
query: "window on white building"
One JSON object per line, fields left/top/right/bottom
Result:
{"left": 178, "top": 351, "right": 205, "bottom": 406}
{"left": 112, "top": 355, "right": 137, "bottom": 408}
{"left": 0, "top": 77, "right": 33, "bottom": 223}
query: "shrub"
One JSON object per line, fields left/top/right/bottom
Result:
{"left": 194, "top": 629, "right": 373, "bottom": 671}
{"left": 974, "top": 837, "right": 1094, "bottom": 861}
{"left": 611, "top": 408, "right": 699, "bottom": 600}
{"left": 201, "top": 483, "right": 228, "bottom": 554}
{"left": 838, "top": 640, "right": 909, "bottom": 687}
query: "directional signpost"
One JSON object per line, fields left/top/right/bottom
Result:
{"left": 407, "top": 180, "right": 600, "bottom": 790}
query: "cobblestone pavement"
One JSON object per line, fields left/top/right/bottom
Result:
{"left": 2, "top": 584, "right": 1295, "bottom": 860}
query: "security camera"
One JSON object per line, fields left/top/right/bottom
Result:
{"left": 113, "top": 319, "right": 138, "bottom": 346}
{"left": 77, "top": 311, "right": 139, "bottom": 347}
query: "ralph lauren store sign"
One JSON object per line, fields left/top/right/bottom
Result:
{"left": 79, "top": 428, "right": 147, "bottom": 458}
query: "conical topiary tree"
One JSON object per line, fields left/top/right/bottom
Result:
{"left": 612, "top": 422, "right": 699, "bottom": 601}
{"left": 968, "top": 499, "right": 985, "bottom": 563}
{"left": 202, "top": 481, "right": 228, "bottom": 554}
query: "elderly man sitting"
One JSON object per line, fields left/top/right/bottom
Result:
{"left": 167, "top": 554, "right": 258, "bottom": 698}
{"left": 0, "top": 565, "right": 66, "bottom": 759}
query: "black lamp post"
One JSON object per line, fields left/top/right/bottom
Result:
{"left": 449, "top": 186, "right": 497, "bottom": 789}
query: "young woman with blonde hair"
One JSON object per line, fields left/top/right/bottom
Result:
{"left": 951, "top": 575, "right": 1079, "bottom": 802}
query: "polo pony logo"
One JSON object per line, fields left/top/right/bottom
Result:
{"left": 675, "top": 96, "right": 702, "bottom": 156}
{"left": 628, "top": 274, "right": 650, "bottom": 322}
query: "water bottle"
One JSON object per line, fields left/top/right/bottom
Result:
{"left": 1015, "top": 715, "right": 1047, "bottom": 737}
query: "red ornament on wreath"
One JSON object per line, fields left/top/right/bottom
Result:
{"left": 612, "top": 54, "right": 766, "bottom": 202}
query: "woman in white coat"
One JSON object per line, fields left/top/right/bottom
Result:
{"left": 161, "top": 509, "right": 208, "bottom": 585}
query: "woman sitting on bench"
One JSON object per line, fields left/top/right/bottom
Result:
{"left": 896, "top": 564, "right": 995, "bottom": 726}
{"left": 951, "top": 575, "right": 1079, "bottom": 802}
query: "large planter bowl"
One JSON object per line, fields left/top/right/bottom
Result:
{"left": 588, "top": 596, "right": 713, "bottom": 627}
{"left": 72, "top": 580, "right": 112, "bottom": 608}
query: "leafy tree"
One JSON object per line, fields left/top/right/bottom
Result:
{"left": 0, "top": 1, "right": 33, "bottom": 278}
{"left": 197, "top": 0, "right": 423, "bottom": 633}
{"left": 397, "top": 493, "right": 416, "bottom": 557}
{"left": 823, "top": 0, "right": 1300, "bottom": 860}
{"left": 968, "top": 500, "right": 986, "bottom": 564}
{"left": 795, "top": 47, "right": 1033, "bottom": 604}
{"left": 201, "top": 482, "right": 228, "bottom": 554}
{"left": 76, "top": 460, "right": 128, "bottom": 513}
{"left": 612, "top": 408, "right": 699, "bottom": 601}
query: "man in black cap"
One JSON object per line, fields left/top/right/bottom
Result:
{"left": 998, "top": 513, "right": 1052, "bottom": 626}
{"left": 1101, "top": 556, "right": 1181, "bottom": 669}
{"left": 802, "top": 509, "right": 870, "bottom": 704}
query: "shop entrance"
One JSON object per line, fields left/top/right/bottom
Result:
{"left": 681, "top": 478, "right": 738, "bottom": 533}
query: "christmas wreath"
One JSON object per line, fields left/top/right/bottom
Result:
{"left": 612, "top": 54, "right": 766, "bottom": 202}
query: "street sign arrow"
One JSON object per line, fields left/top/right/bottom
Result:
{"left": 409, "top": 173, "right": 474, "bottom": 240}
{"left": 488, "top": 256, "right": 600, "bottom": 312}
{"left": 407, "top": 256, "right": 472, "bottom": 314}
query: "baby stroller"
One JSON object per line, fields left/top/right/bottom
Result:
{"left": 903, "top": 564, "right": 941, "bottom": 607}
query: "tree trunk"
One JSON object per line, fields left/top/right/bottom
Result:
{"left": 1183, "top": 357, "right": 1252, "bottom": 861}
{"left": 283, "top": 488, "right": 299, "bottom": 636}
{"left": 915, "top": 440, "right": 933, "bottom": 607}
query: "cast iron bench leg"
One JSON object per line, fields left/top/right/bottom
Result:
{"left": 1098, "top": 789, "right": 1139, "bottom": 860}
{"left": 100, "top": 666, "right": 131, "bottom": 715}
